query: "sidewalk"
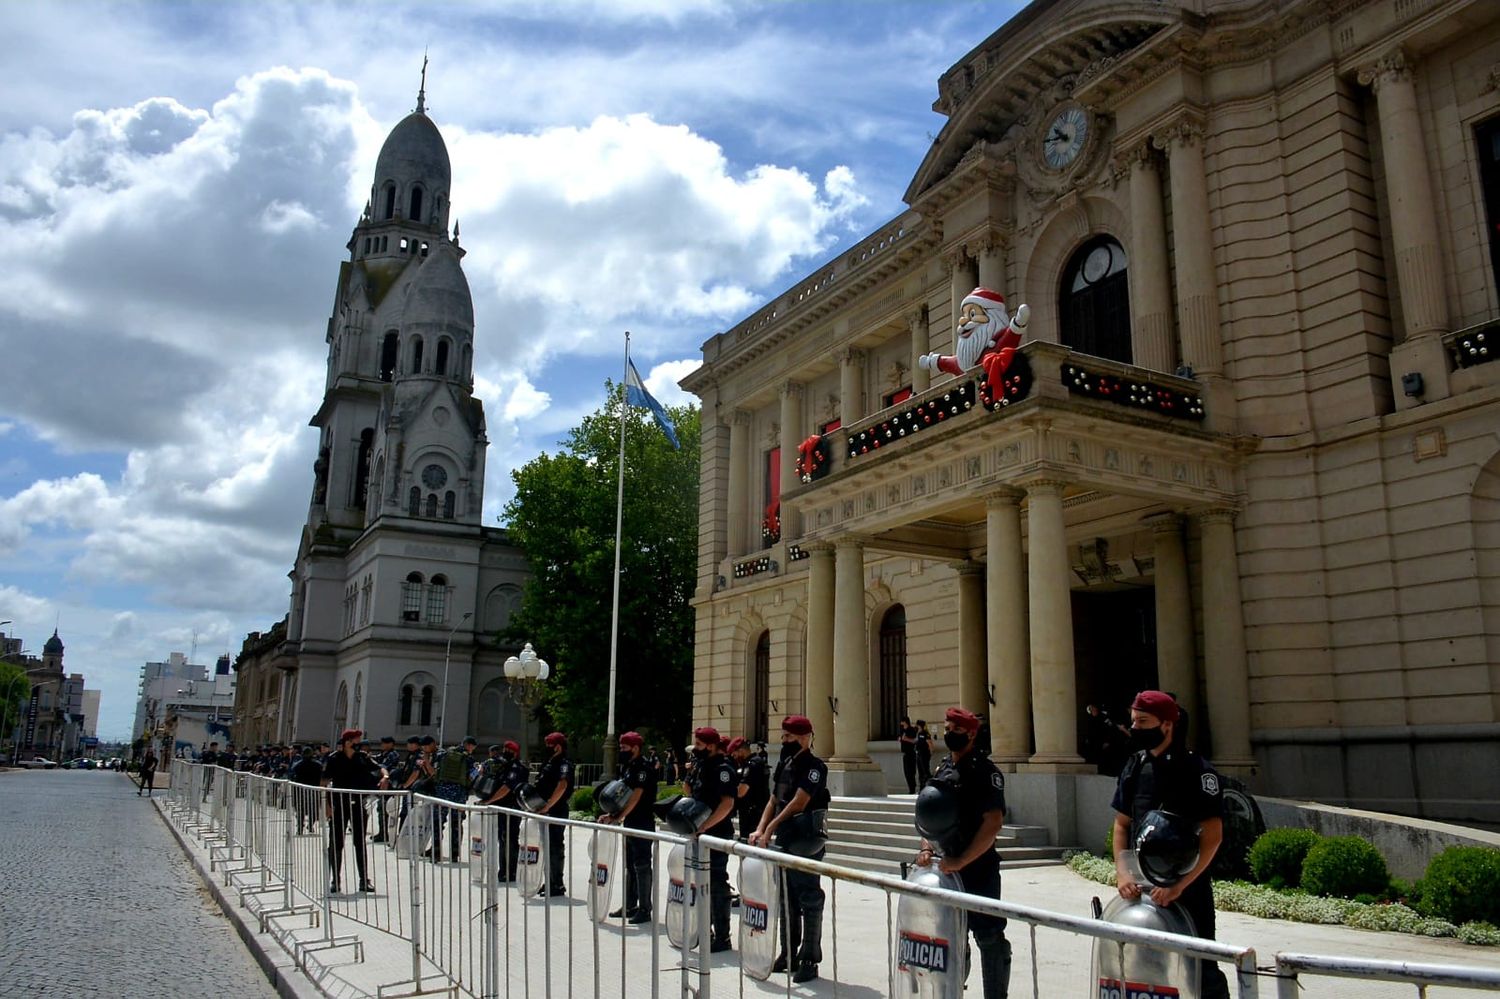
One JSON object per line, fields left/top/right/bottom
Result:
{"left": 154, "top": 791, "right": 1495, "bottom": 999}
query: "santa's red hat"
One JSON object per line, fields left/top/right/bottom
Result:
{"left": 962, "top": 287, "right": 1005, "bottom": 312}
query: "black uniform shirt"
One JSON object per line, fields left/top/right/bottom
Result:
{"left": 772, "top": 748, "right": 830, "bottom": 811}
{"left": 617, "top": 753, "right": 658, "bottom": 829}
{"left": 1111, "top": 747, "right": 1224, "bottom": 839}
{"left": 738, "top": 755, "right": 770, "bottom": 815}
{"left": 934, "top": 750, "right": 1006, "bottom": 876}
{"left": 291, "top": 757, "right": 323, "bottom": 786}
{"left": 535, "top": 753, "right": 573, "bottom": 816}
{"left": 689, "top": 752, "right": 737, "bottom": 836}
{"left": 323, "top": 749, "right": 382, "bottom": 790}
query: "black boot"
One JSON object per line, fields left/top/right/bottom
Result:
{"left": 772, "top": 911, "right": 802, "bottom": 973}
{"left": 792, "top": 911, "right": 823, "bottom": 981}
{"left": 711, "top": 891, "right": 732, "bottom": 951}
{"left": 976, "top": 936, "right": 1012, "bottom": 999}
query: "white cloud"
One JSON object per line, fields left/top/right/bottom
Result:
{"left": 645, "top": 359, "right": 702, "bottom": 408}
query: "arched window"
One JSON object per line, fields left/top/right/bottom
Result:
{"left": 352, "top": 673, "right": 363, "bottom": 728}
{"left": 749, "top": 630, "right": 770, "bottom": 740}
{"left": 333, "top": 681, "right": 349, "bottom": 740}
{"left": 409, "top": 186, "right": 424, "bottom": 224}
{"left": 399, "top": 684, "right": 414, "bottom": 726}
{"left": 410, "top": 337, "right": 424, "bottom": 374}
{"left": 462, "top": 344, "right": 473, "bottom": 381}
{"left": 402, "top": 571, "right": 424, "bottom": 622}
{"left": 425, "top": 493, "right": 438, "bottom": 518}
{"left": 443, "top": 490, "right": 455, "bottom": 519}
{"left": 362, "top": 237, "right": 370, "bottom": 254}
{"left": 353, "top": 429, "right": 374, "bottom": 507}
{"left": 877, "top": 604, "right": 907, "bottom": 740}
{"left": 383, "top": 184, "right": 396, "bottom": 220}
{"left": 435, "top": 338, "right": 450, "bottom": 376}
{"left": 427, "top": 574, "right": 449, "bottom": 624}
{"left": 420, "top": 685, "right": 434, "bottom": 727}
{"left": 408, "top": 485, "right": 421, "bottom": 516}
{"left": 1059, "top": 236, "right": 1131, "bottom": 364}
{"left": 380, "top": 332, "right": 399, "bottom": 381}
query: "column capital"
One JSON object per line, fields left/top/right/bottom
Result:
{"left": 804, "top": 540, "right": 835, "bottom": 557}
{"left": 779, "top": 379, "right": 804, "bottom": 400}
{"left": 833, "top": 536, "right": 865, "bottom": 552}
{"left": 906, "top": 305, "right": 929, "bottom": 332}
{"left": 730, "top": 408, "right": 754, "bottom": 427}
{"left": 950, "top": 560, "right": 985, "bottom": 577}
{"left": 1358, "top": 47, "right": 1413, "bottom": 93}
{"left": 1115, "top": 138, "right": 1158, "bottom": 175}
{"left": 1147, "top": 512, "right": 1185, "bottom": 534}
{"left": 982, "top": 487, "right": 1025, "bottom": 507}
{"left": 1019, "top": 477, "right": 1071, "bottom": 496}
{"left": 1195, "top": 507, "right": 1239, "bottom": 527}
{"left": 940, "top": 246, "right": 971, "bottom": 271}
{"left": 1150, "top": 114, "right": 1204, "bottom": 152}
{"left": 833, "top": 345, "right": 866, "bottom": 367}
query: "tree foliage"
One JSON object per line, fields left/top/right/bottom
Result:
{"left": 0, "top": 661, "right": 30, "bottom": 746}
{"left": 501, "top": 384, "right": 699, "bottom": 747}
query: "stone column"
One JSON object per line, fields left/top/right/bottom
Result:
{"left": 837, "top": 347, "right": 865, "bottom": 430}
{"left": 909, "top": 308, "right": 931, "bottom": 394}
{"left": 1151, "top": 515, "right": 1198, "bottom": 730}
{"left": 1125, "top": 145, "right": 1176, "bottom": 373}
{"left": 955, "top": 563, "right": 987, "bottom": 713}
{"left": 1155, "top": 120, "right": 1221, "bottom": 377}
{"left": 948, "top": 251, "right": 978, "bottom": 337}
{"left": 778, "top": 381, "right": 803, "bottom": 540}
{"left": 1198, "top": 510, "right": 1256, "bottom": 768}
{"left": 976, "top": 234, "right": 1006, "bottom": 291}
{"left": 805, "top": 543, "right": 836, "bottom": 745}
{"left": 829, "top": 538, "right": 882, "bottom": 793}
{"left": 726, "top": 409, "right": 752, "bottom": 557}
{"left": 986, "top": 489, "right": 1031, "bottom": 763}
{"left": 1360, "top": 50, "right": 1447, "bottom": 340}
{"left": 1024, "top": 480, "right": 1086, "bottom": 768}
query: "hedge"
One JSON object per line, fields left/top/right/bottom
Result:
{"left": 1248, "top": 828, "right": 1321, "bottom": 889}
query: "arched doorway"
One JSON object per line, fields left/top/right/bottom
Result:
{"left": 1059, "top": 236, "right": 1131, "bottom": 363}
{"left": 748, "top": 630, "right": 770, "bottom": 741}
{"left": 877, "top": 605, "right": 907, "bottom": 740}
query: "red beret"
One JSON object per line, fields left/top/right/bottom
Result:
{"left": 503, "top": 740, "right": 520, "bottom": 755}
{"left": 781, "top": 715, "right": 813, "bottom": 735}
{"left": 619, "top": 731, "right": 643, "bottom": 747}
{"left": 544, "top": 731, "right": 567, "bottom": 747}
{"left": 693, "top": 726, "right": 721, "bottom": 746}
{"left": 1131, "top": 690, "right": 1180, "bottom": 724}
{"left": 725, "top": 737, "right": 746, "bottom": 754}
{"left": 944, "top": 707, "right": 980, "bottom": 733}
{"left": 338, "top": 728, "right": 363, "bottom": 744}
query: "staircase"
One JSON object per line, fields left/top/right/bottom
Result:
{"left": 821, "top": 795, "right": 1070, "bottom": 875}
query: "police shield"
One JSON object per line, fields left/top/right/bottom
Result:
{"left": 396, "top": 799, "right": 434, "bottom": 860}
{"left": 586, "top": 828, "right": 619, "bottom": 923}
{"left": 516, "top": 817, "right": 546, "bottom": 896}
{"left": 1091, "top": 851, "right": 1203, "bottom": 999}
{"left": 664, "top": 842, "right": 699, "bottom": 949}
{"left": 737, "top": 854, "right": 780, "bottom": 981}
{"left": 469, "top": 833, "right": 486, "bottom": 885}
{"left": 894, "top": 862, "right": 967, "bottom": 997}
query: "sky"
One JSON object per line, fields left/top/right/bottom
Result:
{"left": 0, "top": 0, "right": 1029, "bottom": 741}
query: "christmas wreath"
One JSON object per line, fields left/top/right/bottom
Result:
{"left": 796, "top": 435, "right": 831, "bottom": 483}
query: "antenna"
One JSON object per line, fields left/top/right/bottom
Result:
{"left": 189, "top": 629, "right": 199, "bottom": 665}
{"left": 416, "top": 49, "right": 429, "bottom": 114}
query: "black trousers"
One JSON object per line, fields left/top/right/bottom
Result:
{"left": 329, "top": 795, "right": 368, "bottom": 884}
{"left": 961, "top": 856, "right": 1011, "bottom": 999}
{"left": 624, "top": 829, "right": 653, "bottom": 914}
{"left": 901, "top": 751, "right": 917, "bottom": 793}
{"left": 915, "top": 753, "right": 932, "bottom": 785}
{"left": 779, "top": 847, "right": 826, "bottom": 963}
{"left": 1179, "top": 875, "right": 1231, "bottom": 999}
{"left": 499, "top": 813, "right": 521, "bottom": 879}
{"left": 546, "top": 817, "right": 566, "bottom": 890}
{"left": 709, "top": 846, "right": 731, "bottom": 940}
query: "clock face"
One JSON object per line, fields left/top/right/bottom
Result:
{"left": 421, "top": 463, "right": 447, "bottom": 489}
{"left": 1043, "top": 106, "right": 1090, "bottom": 170}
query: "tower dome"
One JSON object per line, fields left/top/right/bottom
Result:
{"left": 368, "top": 65, "right": 452, "bottom": 229}
{"left": 43, "top": 629, "right": 63, "bottom": 655}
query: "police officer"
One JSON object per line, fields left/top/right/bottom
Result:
{"left": 600, "top": 730, "right": 657, "bottom": 922}
{"left": 429, "top": 736, "right": 477, "bottom": 862}
{"left": 729, "top": 736, "right": 768, "bottom": 842}
{"left": 371, "top": 736, "right": 402, "bottom": 843}
{"left": 914, "top": 707, "right": 1011, "bottom": 999}
{"left": 534, "top": 731, "right": 573, "bottom": 896}
{"left": 322, "top": 728, "right": 389, "bottom": 894}
{"left": 479, "top": 740, "right": 527, "bottom": 881}
{"left": 200, "top": 741, "right": 221, "bottom": 802}
{"left": 749, "top": 714, "right": 829, "bottom": 983}
{"left": 1112, "top": 690, "right": 1229, "bottom": 999}
{"left": 685, "top": 726, "right": 737, "bottom": 952}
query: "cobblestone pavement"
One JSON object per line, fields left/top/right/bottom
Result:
{"left": 0, "top": 769, "right": 278, "bottom": 999}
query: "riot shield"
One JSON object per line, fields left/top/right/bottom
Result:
{"left": 517, "top": 817, "right": 545, "bottom": 896}
{"left": 894, "top": 861, "right": 967, "bottom": 997}
{"left": 1091, "top": 852, "right": 1202, "bottom": 999}
{"left": 664, "top": 842, "right": 699, "bottom": 949}
{"left": 396, "top": 799, "right": 433, "bottom": 860}
{"left": 469, "top": 833, "right": 486, "bottom": 885}
{"left": 587, "top": 827, "right": 619, "bottom": 924}
{"left": 737, "top": 854, "right": 780, "bottom": 981}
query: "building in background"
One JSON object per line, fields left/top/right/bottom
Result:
{"left": 3, "top": 630, "right": 92, "bottom": 762}
{"left": 134, "top": 652, "right": 208, "bottom": 742}
{"left": 684, "top": 0, "right": 1500, "bottom": 826}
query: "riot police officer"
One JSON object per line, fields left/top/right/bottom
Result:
{"left": 534, "top": 731, "right": 573, "bottom": 896}
{"left": 686, "top": 726, "right": 737, "bottom": 952}
{"left": 478, "top": 740, "right": 526, "bottom": 880}
{"left": 914, "top": 707, "right": 1011, "bottom": 999}
{"left": 1112, "top": 690, "right": 1229, "bottom": 999}
{"left": 730, "top": 737, "right": 769, "bottom": 842}
{"left": 600, "top": 730, "right": 657, "bottom": 922}
{"left": 749, "top": 714, "right": 829, "bottom": 983}
{"left": 371, "top": 736, "right": 402, "bottom": 843}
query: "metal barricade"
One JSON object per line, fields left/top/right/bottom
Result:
{"left": 1274, "top": 952, "right": 1500, "bottom": 997}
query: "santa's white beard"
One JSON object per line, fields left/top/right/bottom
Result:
{"left": 953, "top": 314, "right": 1005, "bottom": 370}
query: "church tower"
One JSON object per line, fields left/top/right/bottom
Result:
{"left": 271, "top": 67, "right": 527, "bottom": 752}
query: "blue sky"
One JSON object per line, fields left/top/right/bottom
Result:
{"left": 0, "top": 0, "right": 1028, "bottom": 739}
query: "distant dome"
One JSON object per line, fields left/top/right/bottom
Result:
{"left": 373, "top": 112, "right": 451, "bottom": 201}
{"left": 43, "top": 630, "right": 63, "bottom": 655}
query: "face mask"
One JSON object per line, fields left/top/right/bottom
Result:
{"left": 501, "top": 752, "right": 514, "bottom": 763}
{"left": 1129, "top": 726, "right": 1166, "bottom": 753}
{"left": 943, "top": 730, "right": 971, "bottom": 752}
{"left": 692, "top": 747, "right": 707, "bottom": 760}
{"left": 779, "top": 741, "right": 798, "bottom": 762}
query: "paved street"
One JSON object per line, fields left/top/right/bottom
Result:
{"left": 0, "top": 769, "right": 278, "bottom": 999}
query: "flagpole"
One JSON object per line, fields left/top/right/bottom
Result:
{"left": 604, "top": 331, "right": 629, "bottom": 775}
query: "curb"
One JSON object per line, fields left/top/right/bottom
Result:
{"left": 150, "top": 794, "right": 325, "bottom": 999}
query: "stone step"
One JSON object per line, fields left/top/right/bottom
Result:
{"left": 820, "top": 843, "right": 1069, "bottom": 876}
{"left": 825, "top": 825, "right": 1045, "bottom": 852}
{"left": 827, "top": 813, "right": 1053, "bottom": 846}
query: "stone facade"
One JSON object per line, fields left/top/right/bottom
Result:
{"left": 682, "top": 0, "right": 1500, "bottom": 822}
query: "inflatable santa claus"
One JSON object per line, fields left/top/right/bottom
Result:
{"left": 918, "top": 287, "right": 1030, "bottom": 384}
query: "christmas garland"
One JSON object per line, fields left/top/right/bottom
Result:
{"left": 796, "top": 435, "right": 831, "bottom": 483}
{"left": 1062, "top": 362, "right": 1205, "bottom": 421}
{"left": 761, "top": 501, "right": 780, "bottom": 545}
{"left": 978, "top": 350, "right": 1033, "bottom": 410}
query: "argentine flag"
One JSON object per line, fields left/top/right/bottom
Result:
{"left": 624, "top": 358, "right": 680, "bottom": 449}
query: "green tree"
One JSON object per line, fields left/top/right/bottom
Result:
{"left": 501, "top": 384, "right": 699, "bottom": 747}
{"left": 0, "top": 660, "right": 30, "bottom": 758}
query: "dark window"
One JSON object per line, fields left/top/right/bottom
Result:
{"left": 443, "top": 490, "right": 455, "bottom": 519}
{"left": 750, "top": 631, "right": 770, "bottom": 740}
{"left": 819, "top": 418, "right": 842, "bottom": 434}
{"left": 435, "top": 339, "right": 450, "bottom": 376}
{"left": 402, "top": 572, "right": 423, "bottom": 621}
{"left": 353, "top": 429, "right": 374, "bottom": 508}
{"left": 1475, "top": 117, "right": 1500, "bottom": 299}
{"left": 884, "top": 386, "right": 913, "bottom": 408}
{"left": 1059, "top": 236, "right": 1131, "bottom": 364}
{"left": 409, "top": 187, "right": 424, "bottom": 223}
{"left": 762, "top": 449, "right": 780, "bottom": 545}
{"left": 877, "top": 604, "right": 907, "bottom": 740}
{"left": 362, "top": 237, "right": 370, "bottom": 254}
{"left": 380, "top": 332, "right": 399, "bottom": 381}
{"left": 383, "top": 185, "right": 396, "bottom": 220}
{"left": 408, "top": 486, "right": 421, "bottom": 516}
{"left": 411, "top": 338, "right": 423, "bottom": 374}
{"left": 419, "top": 686, "right": 433, "bottom": 727}
{"left": 399, "top": 685, "right": 413, "bottom": 726}
{"left": 425, "top": 493, "right": 438, "bottom": 518}
{"left": 427, "top": 575, "right": 448, "bottom": 624}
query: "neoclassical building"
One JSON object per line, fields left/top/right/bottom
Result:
{"left": 235, "top": 81, "right": 530, "bottom": 750}
{"left": 682, "top": 0, "right": 1500, "bottom": 824}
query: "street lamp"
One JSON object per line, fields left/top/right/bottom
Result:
{"left": 503, "top": 642, "right": 550, "bottom": 753}
{"left": 438, "top": 611, "right": 473, "bottom": 748}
